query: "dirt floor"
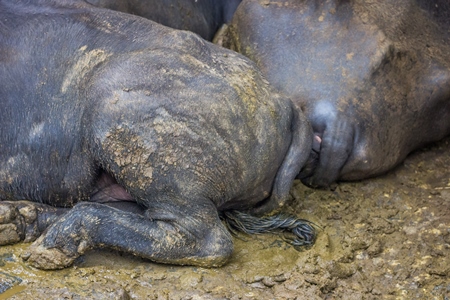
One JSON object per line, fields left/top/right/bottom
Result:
{"left": 1, "top": 136, "right": 449, "bottom": 300}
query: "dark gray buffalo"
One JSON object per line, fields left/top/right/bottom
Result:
{"left": 85, "top": 0, "right": 242, "bottom": 41}
{"left": 224, "top": 0, "right": 450, "bottom": 188}
{"left": 0, "top": 0, "right": 314, "bottom": 269}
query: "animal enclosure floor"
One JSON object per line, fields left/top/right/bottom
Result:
{"left": 1, "top": 138, "right": 449, "bottom": 299}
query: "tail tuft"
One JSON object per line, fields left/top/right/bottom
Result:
{"left": 221, "top": 210, "right": 317, "bottom": 248}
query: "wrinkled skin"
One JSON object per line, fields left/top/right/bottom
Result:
{"left": 85, "top": 0, "right": 242, "bottom": 41}
{"left": 0, "top": 0, "right": 312, "bottom": 269}
{"left": 224, "top": 0, "right": 450, "bottom": 188}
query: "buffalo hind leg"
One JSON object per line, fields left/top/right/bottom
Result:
{"left": 25, "top": 202, "right": 233, "bottom": 269}
{"left": 0, "top": 201, "right": 68, "bottom": 246}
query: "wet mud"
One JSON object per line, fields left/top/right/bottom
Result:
{"left": 1, "top": 137, "right": 449, "bottom": 299}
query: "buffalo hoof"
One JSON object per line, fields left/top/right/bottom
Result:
{"left": 24, "top": 237, "right": 78, "bottom": 270}
{"left": 0, "top": 201, "right": 68, "bottom": 246}
{"left": 23, "top": 204, "right": 93, "bottom": 270}
{"left": 0, "top": 201, "right": 39, "bottom": 245}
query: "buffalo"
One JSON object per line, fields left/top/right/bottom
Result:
{"left": 0, "top": 0, "right": 314, "bottom": 269}
{"left": 223, "top": 0, "right": 450, "bottom": 187}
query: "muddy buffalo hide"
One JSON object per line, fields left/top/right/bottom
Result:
{"left": 224, "top": 0, "right": 450, "bottom": 187}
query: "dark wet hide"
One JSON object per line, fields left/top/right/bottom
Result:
{"left": 221, "top": 210, "right": 317, "bottom": 248}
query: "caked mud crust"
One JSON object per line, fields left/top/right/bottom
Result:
{"left": 1, "top": 137, "right": 449, "bottom": 299}
{"left": 0, "top": 201, "right": 61, "bottom": 246}
{"left": 24, "top": 243, "right": 76, "bottom": 270}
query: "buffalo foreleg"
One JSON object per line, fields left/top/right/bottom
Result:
{"left": 25, "top": 201, "right": 233, "bottom": 269}
{"left": 0, "top": 201, "right": 68, "bottom": 245}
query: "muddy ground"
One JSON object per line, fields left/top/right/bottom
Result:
{"left": 1, "top": 136, "right": 449, "bottom": 299}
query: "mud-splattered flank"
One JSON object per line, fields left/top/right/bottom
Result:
{"left": 101, "top": 125, "right": 155, "bottom": 191}
{"left": 61, "top": 47, "right": 111, "bottom": 94}
{"left": 1, "top": 137, "right": 449, "bottom": 299}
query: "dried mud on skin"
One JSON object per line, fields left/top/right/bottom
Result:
{"left": 1, "top": 137, "right": 449, "bottom": 300}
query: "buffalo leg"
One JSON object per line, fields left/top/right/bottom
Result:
{"left": 0, "top": 201, "right": 68, "bottom": 245}
{"left": 25, "top": 201, "right": 233, "bottom": 269}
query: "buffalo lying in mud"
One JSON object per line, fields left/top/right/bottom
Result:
{"left": 0, "top": 0, "right": 315, "bottom": 269}
{"left": 223, "top": 0, "right": 450, "bottom": 188}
